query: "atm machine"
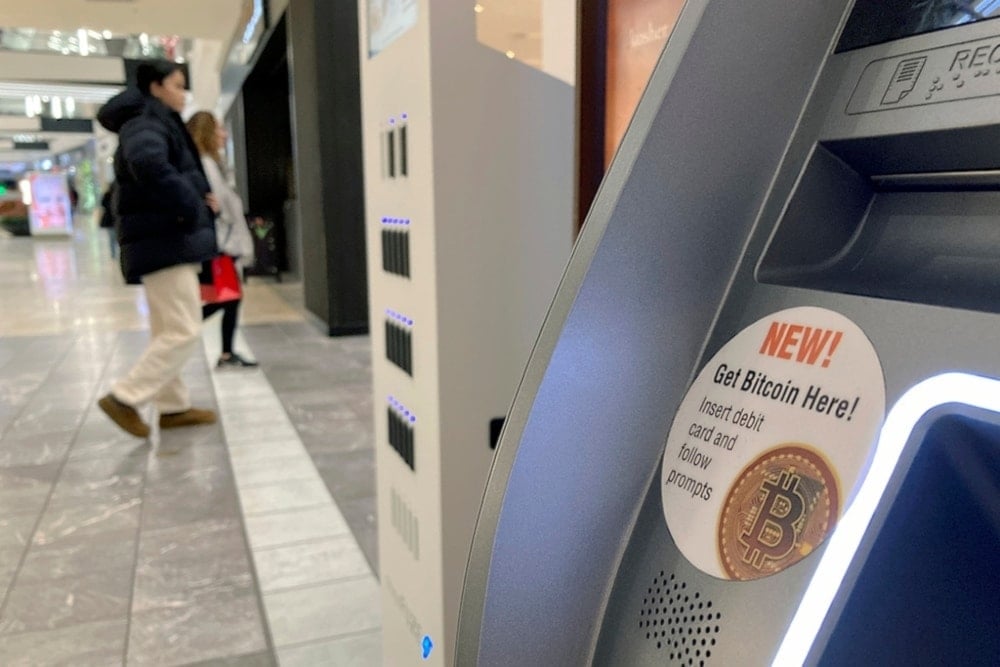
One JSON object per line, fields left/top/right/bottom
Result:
{"left": 457, "top": 0, "right": 1000, "bottom": 665}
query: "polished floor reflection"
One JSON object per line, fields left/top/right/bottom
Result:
{"left": 0, "top": 223, "right": 302, "bottom": 337}
{"left": 0, "top": 221, "right": 379, "bottom": 665}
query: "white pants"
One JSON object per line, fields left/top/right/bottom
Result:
{"left": 113, "top": 263, "right": 201, "bottom": 413}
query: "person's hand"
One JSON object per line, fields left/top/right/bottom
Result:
{"left": 205, "top": 193, "right": 220, "bottom": 214}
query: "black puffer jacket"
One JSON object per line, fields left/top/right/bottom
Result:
{"left": 97, "top": 88, "right": 216, "bottom": 283}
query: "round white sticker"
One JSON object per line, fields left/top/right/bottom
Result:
{"left": 660, "top": 306, "right": 885, "bottom": 580}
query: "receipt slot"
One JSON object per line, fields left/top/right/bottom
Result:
{"left": 457, "top": 1, "right": 1000, "bottom": 665}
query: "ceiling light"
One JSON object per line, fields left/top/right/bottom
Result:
{"left": 102, "top": 30, "right": 112, "bottom": 39}
{"left": 19, "top": 179, "right": 32, "bottom": 205}
{"left": 29, "top": 96, "right": 43, "bottom": 117}
{"left": 474, "top": 3, "right": 484, "bottom": 12}
{"left": 242, "top": 0, "right": 264, "bottom": 44}
{"left": 505, "top": 50, "right": 515, "bottom": 59}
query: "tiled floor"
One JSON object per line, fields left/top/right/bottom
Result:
{"left": 0, "top": 219, "right": 380, "bottom": 665}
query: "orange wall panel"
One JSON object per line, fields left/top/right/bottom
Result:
{"left": 605, "top": 0, "right": 685, "bottom": 166}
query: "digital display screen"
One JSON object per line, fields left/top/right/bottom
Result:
{"left": 837, "top": 0, "right": 1000, "bottom": 53}
{"left": 816, "top": 412, "right": 1000, "bottom": 665}
{"left": 367, "top": 0, "right": 418, "bottom": 58}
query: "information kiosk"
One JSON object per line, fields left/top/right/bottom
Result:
{"left": 458, "top": 1, "right": 1000, "bottom": 665}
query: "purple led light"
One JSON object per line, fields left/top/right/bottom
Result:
{"left": 401, "top": 113, "right": 409, "bottom": 120}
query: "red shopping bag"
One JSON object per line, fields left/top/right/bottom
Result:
{"left": 200, "top": 255, "right": 242, "bottom": 304}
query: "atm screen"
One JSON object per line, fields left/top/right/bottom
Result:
{"left": 837, "top": 0, "right": 1000, "bottom": 52}
{"left": 817, "top": 412, "right": 1000, "bottom": 665}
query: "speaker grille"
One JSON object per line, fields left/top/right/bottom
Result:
{"left": 638, "top": 571, "right": 722, "bottom": 665}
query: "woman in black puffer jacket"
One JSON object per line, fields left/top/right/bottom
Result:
{"left": 95, "top": 61, "right": 220, "bottom": 438}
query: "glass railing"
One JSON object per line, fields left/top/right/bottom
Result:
{"left": 0, "top": 27, "right": 192, "bottom": 61}
{"left": 0, "top": 27, "right": 194, "bottom": 120}
{"left": 0, "top": 96, "right": 104, "bottom": 120}
{"left": 0, "top": 80, "right": 121, "bottom": 120}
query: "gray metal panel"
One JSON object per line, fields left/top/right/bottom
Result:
{"left": 456, "top": 0, "right": 854, "bottom": 664}
{"left": 591, "top": 7, "right": 1000, "bottom": 664}
{"left": 590, "top": 283, "right": 1000, "bottom": 664}
{"left": 460, "top": 1, "right": 1000, "bottom": 666}
{"left": 592, "top": 474, "right": 819, "bottom": 666}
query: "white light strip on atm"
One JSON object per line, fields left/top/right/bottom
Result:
{"left": 771, "top": 371, "right": 1000, "bottom": 666}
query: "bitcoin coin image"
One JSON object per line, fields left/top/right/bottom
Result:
{"left": 717, "top": 445, "right": 840, "bottom": 580}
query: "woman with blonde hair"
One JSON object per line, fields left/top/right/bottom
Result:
{"left": 186, "top": 110, "right": 258, "bottom": 368}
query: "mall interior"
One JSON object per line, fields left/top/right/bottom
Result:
{"left": 2, "top": 1, "right": 1000, "bottom": 666}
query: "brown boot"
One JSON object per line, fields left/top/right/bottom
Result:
{"left": 98, "top": 394, "right": 150, "bottom": 438}
{"left": 159, "top": 408, "right": 217, "bottom": 429}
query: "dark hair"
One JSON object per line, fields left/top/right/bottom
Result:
{"left": 136, "top": 60, "right": 184, "bottom": 96}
